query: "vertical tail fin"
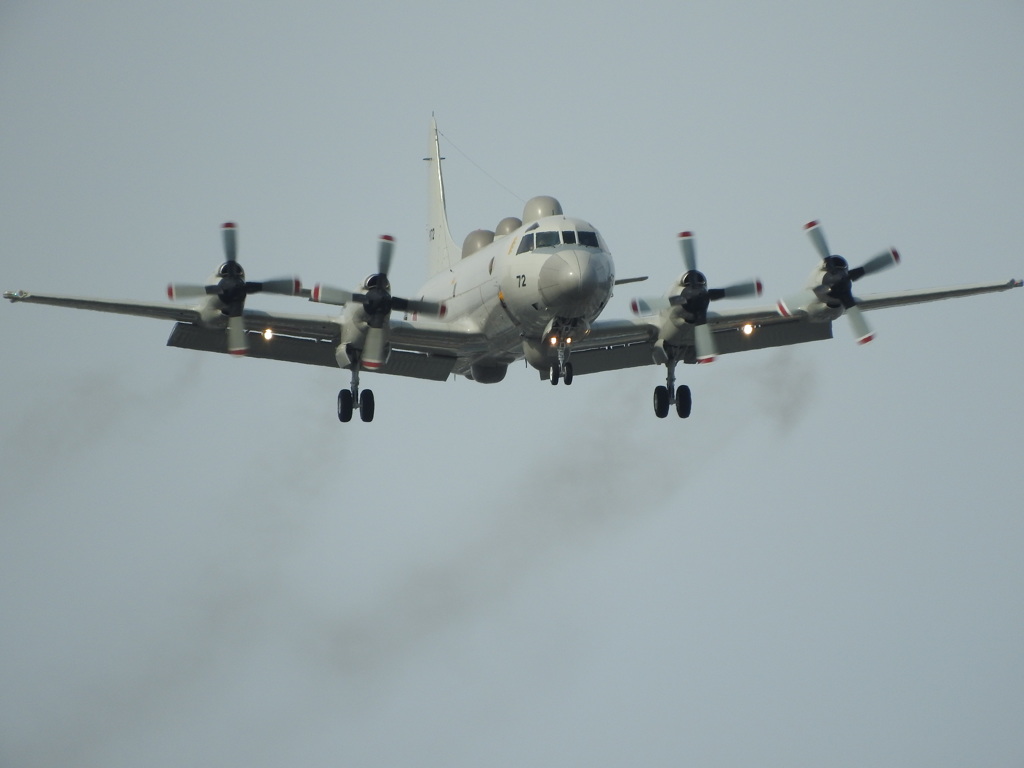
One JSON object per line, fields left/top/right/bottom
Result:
{"left": 426, "top": 117, "right": 459, "bottom": 276}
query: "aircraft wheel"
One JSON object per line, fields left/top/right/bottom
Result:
{"left": 550, "top": 366, "right": 560, "bottom": 385}
{"left": 359, "top": 389, "right": 375, "bottom": 422}
{"left": 360, "top": 391, "right": 376, "bottom": 421}
{"left": 675, "top": 385, "right": 692, "bottom": 419}
{"left": 563, "top": 363, "right": 574, "bottom": 385}
{"left": 653, "top": 385, "right": 670, "bottom": 418}
{"left": 338, "top": 389, "right": 353, "bottom": 423}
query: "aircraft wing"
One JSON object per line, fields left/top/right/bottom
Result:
{"left": 3, "top": 290, "right": 203, "bottom": 323}
{"left": 564, "top": 307, "right": 835, "bottom": 375}
{"left": 855, "top": 278, "right": 1022, "bottom": 311}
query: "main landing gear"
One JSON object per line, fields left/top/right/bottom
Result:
{"left": 337, "top": 363, "right": 375, "bottom": 423}
{"left": 549, "top": 360, "right": 574, "bottom": 385}
{"left": 653, "top": 360, "right": 692, "bottom": 419}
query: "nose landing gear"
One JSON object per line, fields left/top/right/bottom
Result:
{"left": 546, "top": 321, "right": 577, "bottom": 386}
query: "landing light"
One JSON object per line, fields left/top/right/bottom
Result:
{"left": 263, "top": 329, "right": 274, "bottom": 340}
{"left": 565, "top": 336, "right": 572, "bottom": 345}
{"left": 549, "top": 336, "right": 558, "bottom": 346}
{"left": 742, "top": 324, "right": 754, "bottom": 336}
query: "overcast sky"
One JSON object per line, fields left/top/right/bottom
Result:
{"left": 2, "top": 2, "right": 1023, "bottom": 766}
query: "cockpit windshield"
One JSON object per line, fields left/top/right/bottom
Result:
{"left": 515, "top": 229, "right": 601, "bottom": 255}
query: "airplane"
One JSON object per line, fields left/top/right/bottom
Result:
{"left": 5, "top": 119, "right": 1021, "bottom": 422}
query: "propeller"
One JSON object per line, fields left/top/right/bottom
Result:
{"left": 803, "top": 220, "right": 899, "bottom": 344}
{"left": 630, "top": 231, "right": 762, "bottom": 363}
{"left": 310, "top": 235, "right": 444, "bottom": 369}
{"left": 167, "top": 222, "right": 301, "bottom": 355}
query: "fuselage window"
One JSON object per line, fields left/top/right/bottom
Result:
{"left": 578, "top": 231, "right": 599, "bottom": 248}
{"left": 516, "top": 232, "right": 535, "bottom": 255}
{"left": 535, "top": 231, "right": 560, "bottom": 248}
{"left": 562, "top": 230, "right": 577, "bottom": 245}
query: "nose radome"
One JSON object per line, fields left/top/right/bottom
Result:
{"left": 538, "top": 250, "right": 610, "bottom": 315}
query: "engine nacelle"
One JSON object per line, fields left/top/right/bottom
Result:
{"left": 469, "top": 363, "right": 508, "bottom": 383}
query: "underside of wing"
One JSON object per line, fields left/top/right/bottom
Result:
{"left": 388, "top": 319, "right": 492, "bottom": 359}
{"left": 167, "top": 322, "right": 457, "bottom": 380}
{"left": 564, "top": 307, "right": 835, "bottom": 376}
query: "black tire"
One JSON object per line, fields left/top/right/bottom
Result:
{"left": 337, "top": 389, "right": 353, "bottom": 423}
{"left": 550, "top": 366, "right": 560, "bottom": 385}
{"left": 653, "top": 385, "right": 670, "bottom": 418}
{"left": 359, "top": 389, "right": 375, "bottom": 422}
{"left": 563, "top": 362, "right": 574, "bottom": 385}
{"left": 675, "top": 385, "right": 692, "bottom": 419}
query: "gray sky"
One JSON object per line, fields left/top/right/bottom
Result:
{"left": 2, "top": 1, "right": 1022, "bottom": 766}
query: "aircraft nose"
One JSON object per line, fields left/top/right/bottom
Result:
{"left": 538, "top": 249, "right": 612, "bottom": 316}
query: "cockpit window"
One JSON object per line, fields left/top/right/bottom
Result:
{"left": 517, "top": 229, "right": 601, "bottom": 254}
{"left": 516, "top": 232, "right": 534, "bottom": 254}
{"left": 535, "top": 231, "right": 560, "bottom": 248}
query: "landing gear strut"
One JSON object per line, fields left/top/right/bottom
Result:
{"left": 338, "top": 361, "right": 374, "bottom": 423}
{"left": 653, "top": 360, "right": 691, "bottom": 419}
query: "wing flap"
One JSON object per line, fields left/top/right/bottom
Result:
{"left": 712, "top": 316, "right": 833, "bottom": 354}
{"left": 167, "top": 323, "right": 340, "bottom": 366}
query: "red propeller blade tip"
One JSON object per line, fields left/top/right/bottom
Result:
{"left": 755, "top": 280, "right": 764, "bottom": 296}
{"left": 804, "top": 220, "right": 820, "bottom": 230}
{"left": 678, "top": 231, "right": 693, "bottom": 239}
{"left": 222, "top": 222, "right": 236, "bottom": 229}
{"left": 891, "top": 248, "right": 900, "bottom": 264}
{"left": 311, "top": 284, "right": 321, "bottom": 302}
{"left": 857, "top": 334, "right": 875, "bottom": 345}
{"left": 167, "top": 284, "right": 174, "bottom": 300}
{"left": 380, "top": 234, "right": 394, "bottom": 242}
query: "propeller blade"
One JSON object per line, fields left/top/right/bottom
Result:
{"left": 227, "top": 314, "right": 247, "bottom": 355}
{"left": 714, "top": 279, "right": 764, "bottom": 299}
{"left": 846, "top": 303, "right": 874, "bottom": 344}
{"left": 377, "top": 235, "right": 395, "bottom": 276}
{"left": 630, "top": 296, "right": 671, "bottom": 315}
{"left": 852, "top": 248, "right": 900, "bottom": 280}
{"left": 167, "top": 283, "right": 212, "bottom": 300}
{"left": 678, "top": 231, "right": 697, "bottom": 272}
{"left": 248, "top": 277, "right": 302, "bottom": 295}
{"left": 222, "top": 222, "right": 238, "bottom": 262}
{"left": 362, "top": 326, "right": 388, "bottom": 370}
{"left": 392, "top": 296, "right": 444, "bottom": 318}
{"left": 694, "top": 322, "right": 717, "bottom": 363}
{"left": 310, "top": 283, "right": 355, "bottom": 306}
{"left": 804, "top": 220, "right": 831, "bottom": 261}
